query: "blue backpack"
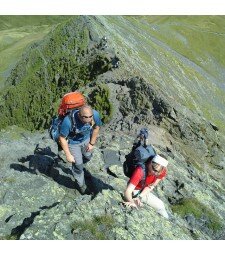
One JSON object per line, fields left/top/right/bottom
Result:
{"left": 48, "top": 110, "right": 77, "bottom": 142}
{"left": 123, "top": 128, "right": 156, "bottom": 178}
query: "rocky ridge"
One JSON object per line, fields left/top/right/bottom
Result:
{"left": 0, "top": 16, "right": 225, "bottom": 240}
{"left": 0, "top": 119, "right": 225, "bottom": 240}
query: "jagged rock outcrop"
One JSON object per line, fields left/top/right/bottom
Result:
{"left": 0, "top": 127, "right": 225, "bottom": 240}
{"left": 1, "top": 16, "right": 225, "bottom": 240}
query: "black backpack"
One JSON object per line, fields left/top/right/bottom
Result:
{"left": 123, "top": 129, "right": 156, "bottom": 178}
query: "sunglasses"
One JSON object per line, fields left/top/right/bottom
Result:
{"left": 81, "top": 115, "right": 93, "bottom": 119}
{"left": 152, "top": 162, "right": 162, "bottom": 173}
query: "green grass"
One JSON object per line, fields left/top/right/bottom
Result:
{"left": 88, "top": 83, "right": 114, "bottom": 123}
{"left": 0, "top": 177, "right": 16, "bottom": 183}
{"left": 171, "top": 198, "right": 223, "bottom": 231}
{"left": 136, "top": 16, "right": 225, "bottom": 80}
{"left": 0, "top": 16, "right": 72, "bottom": 30}
{"left": 0, "top": 235, "right": 17, "bottom": 240}
{"left": 0, "top": 26, "right": 50, "bottom": 86}
{"left": 104, "top": 16, "right": 225, "bottom": 134}
{"left": 71, "top": 214, "right": 115, "bottom": 240}
{"left": 0, "top": 16, "right": 72, "bottom": 88}
{"left": 0, "top": 125, "right": 30, "bottom": 140}
{"left": 1, "top": 15, "right": 225, "bottom": 134}
{"left": 0, "top": 17, "right": 115, "bottom": 131}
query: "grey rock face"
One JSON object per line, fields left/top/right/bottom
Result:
{"left": 0, "top": 125, "right": 225, "bottom": 240}
{"left": 1, "top": 16, "right": 225, "bottom": 240}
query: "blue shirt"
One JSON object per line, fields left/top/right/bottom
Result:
{"left": 59, "top": 109, "right": 102, "bottom": 144}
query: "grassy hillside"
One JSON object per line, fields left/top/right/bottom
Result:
{"left": 0, "top": 16, "right": 114, "bottom": 130}
{"left": 1, "top": 15, "right": 225, "bottom": 134}
{"left": 0, "top": 16, "right": 72, "bottom": 88}
{"left": 139, "top": 15, "right": 225, "bottom": 83}
{"left": 0, "top": 16, "right": 72, "bottom": 30}
{"left": 92, "top": 16, "right": 225, "bottom": 132}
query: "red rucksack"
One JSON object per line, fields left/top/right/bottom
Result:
{"left": 58, "top": 91, "right": 86, "bottom": 116}
{"left": 49, "top": 91, "right": 86, "bottom": 142}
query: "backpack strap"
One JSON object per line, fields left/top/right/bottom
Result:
{"left": 143, "top": 137, "right": 147, "bottom": 147}
{"left": 67, "top": 110, "right": 78, "bottom": 137}
{"left": 142, "top": 164, "right": 147, "bottom": 182}
{"left": 136, "top": 163, "right": 147, "bottom": 189}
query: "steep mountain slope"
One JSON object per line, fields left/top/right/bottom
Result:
{"left": 0, "top": 16, "right": 71, "bottom": 88}
{"left": 0, "top": 16, "right": 225, "bottom": 240}
{"left": 92, "top": 16, "right": 225, "bottom": 132}
{"left": 0, "top": 16, "right": 116, "bottom": 130}
{"left": 0, "top": 126, "right": 224, "bottom": 240}
{"left": 1, "top": 15, "right": 225, "bottom": 132}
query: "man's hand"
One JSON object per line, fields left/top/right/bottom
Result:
{"left": 66, "top": 154, "right": 75, "bottom": 163}
{"left": 86, "top": 143, "right": 94, "bottom": 152}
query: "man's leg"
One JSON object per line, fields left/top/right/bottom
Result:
{"left": 81, "top": 139, "right": 93, "bottom": 164}
{"left": 142, "top": 192, "right": 169, "bottom": 219}
{"left": 69, "top": 144, "right": 85, "bottom": 188}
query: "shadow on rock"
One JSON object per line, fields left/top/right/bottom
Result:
{"left": 84, "top": 169, "right": 114, "bottom": 198}
{"left": 10, "top": 146, "right": 115, "bottom": 196}
{"left": 10, "top": 160, "right": 76, "bottom": 189}
{"left": 10, "top": 146, "right": 76, "bottom": 189}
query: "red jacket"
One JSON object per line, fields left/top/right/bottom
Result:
{"left": 129, "top": 165, "right": 167, "bottom": 190}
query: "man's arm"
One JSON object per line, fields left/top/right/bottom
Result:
{"left": 90, "top": 126, "right": 100, "bottom": 145}
{"left": 58, "top": 136, "right": 75, "bottom": 163}
{"left": 86, "top": 126, "right": 100, "bottom": 151}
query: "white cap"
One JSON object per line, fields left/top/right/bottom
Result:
{"left": 152, "top": 155, "right": 168, "bottom": 168}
